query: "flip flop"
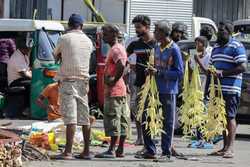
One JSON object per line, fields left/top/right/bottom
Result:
{"left": 171, "top": 149, "right": 185, "bottom": 157}
{"left": 115, "top": 150, "right": 125, "bottom": 158}
{"left": 51, "top": 154, "right": 75, "bottom": 160}
{"left": 75, "top": 154, "right": 93, "bottom": 160}
{"left": 135, "top": 148, "right": 146, "bottom": 156}
{"left": 208, "top": 151, "right": 225, "bottom": 156}
{"left": 134, "top": 152, "right": 156, "bottom": 159}
{"left": 175, "top": 155, "right": 188, "bottom": 160}
{"left": 223, "top": 151, "right": 234, "bottom": 159}
{"left": 115, "top": 152, "right": 125, "bottom": 158}
{"left": 95, "top": 151, "right": 115, "bottom": 158}
{"left": 153, "top": 155, "right": 174, "bottom": 163}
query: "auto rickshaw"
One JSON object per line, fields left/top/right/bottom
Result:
{"left": 0, "top": 19, "right": 64, "bottom": 119}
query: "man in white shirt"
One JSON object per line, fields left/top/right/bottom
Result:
{"left": 8, "top": 49, "right": 31, "bottom": 86}
{"left": 7, "top": 37, "right": 32, "bottom": 115}
{"left": 53, "top": 13, "right": 93, "bottom": 160}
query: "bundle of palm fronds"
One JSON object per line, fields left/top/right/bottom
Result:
{"left": 179, "top": 59, "right": 206, "bottom": 138}
{"left": 137, "top": 50, "right": 164, "bottom": 138}
{"left": 201, "top": 66, "right": 227, "bottom": 140}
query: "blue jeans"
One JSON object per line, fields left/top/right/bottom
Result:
{"left": 142, "top": 94, "right": 176, "bottom": 155}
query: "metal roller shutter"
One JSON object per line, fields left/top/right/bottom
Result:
{"left": 128, "top": 0, "right": 193, "bottom": 37}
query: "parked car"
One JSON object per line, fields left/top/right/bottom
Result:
{"left": 234, "top": 19, "right": 250, "bottom": 42}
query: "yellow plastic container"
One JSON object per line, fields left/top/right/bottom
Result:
{"left": 48, "top": 132, "right": 55, "bottom": 145}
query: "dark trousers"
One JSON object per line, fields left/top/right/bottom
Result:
{"left": 0, "top": 62, "right": 7, "bottom": 92}
{"left": 9, "top": 78, "right": 31, "bottom": 108}
{"left": 142, "top": 94, "right": 176, "bottom": 155}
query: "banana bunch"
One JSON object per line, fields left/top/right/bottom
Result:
{"left": 180, "top": 60, "right": 206, "bottom": 138}
{"left": 201, "top": 66, "right": 227, "bottom": 140}
{"left": 137, "top": 50, "right": 164, "bottom": 138}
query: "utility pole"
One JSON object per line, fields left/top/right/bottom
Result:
{"left": 0, "top": 0, "right": 3, "bottom": 18}
{"left": 91, "top": 0, "right": 95, "bottom": 22}
{"left": 61, "top": 0, "right": 64, "bottom": 20}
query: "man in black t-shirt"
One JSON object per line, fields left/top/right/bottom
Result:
{"left": 126, "top": 15, "right": 156, "bottom": 147}
{"left": 127, "top": 39, "right": 155, "bottom": 87}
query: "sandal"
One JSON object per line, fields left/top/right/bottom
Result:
{"left": 75, "top": 154, "right": 93, "bottom": 160}
{"left": 52, "top": 153, "right": 75, "bottom": 160}
{"left": 134, "top": 152, "right": 156, "bottom": 159}
{"left": 95, "top": 151, "right": 115, "bottom": 158}
{"left": 208, "top": 150, "right": 225, "bottom": 156}
{"left": 115, "top": 152, "right": 125, "bottom": 158}
{"left": 115, "top": 149, "right": 125, "bottom": 158}
{"left": 171, "top": 148, "right": 184, "bottom": 157}
{"left": 223, "top": 151, "right": 234, "bottom": 158}
{"left": 154, "top": 155, "right": 174, "bottom": 163}
{"left": 135, "top": 148, "right": 146, "bottom": 156}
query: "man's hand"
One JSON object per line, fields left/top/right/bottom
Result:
{"left": 194, "top": 54, "right": 200, "bottom": 62}
{"left": 47, "top": 105, "right": 55, "bottom": 113}
{"left": 194, "top": 54, "right": 209, "bottom": 74}
{"left": 126, "top": 85, "right": 131, "bottom": 94}
{"left": 104, "top": 75, "right": 116, "bottom": 86}
{"left": 19, "top": 70, "right": 32, "bottom": 79}
{"left": 213, "top": 70, "right": 223, "bottom": 78}
{"left": 145, "top": 66, "right": 158, "bottom": 75}
{"left": 55, "top": 53, "right": 62, "bottom": 64}
{"left": 167, "top": 56, "right": 174, "bottom": 66}
{"left": 209, "top": 69, "right": 223, "bottom": 78}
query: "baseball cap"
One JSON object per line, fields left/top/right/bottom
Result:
{"left": 68, "top": 14, "right": 84, "bottom": 26}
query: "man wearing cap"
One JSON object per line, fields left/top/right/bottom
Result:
{"left": 208, "top": 22, "right": 247, "bottom": 158}
{"left": 171, "top": 21, "right": 189, "bottom": 157}
{"left": 171, "top": 22, "right": 188, "bottom": 43}
{"left": 53, "top": 14, "right": 93, "bottom": 160}
{"left": 138, "top": 20, "right": 183, "bottom": 161}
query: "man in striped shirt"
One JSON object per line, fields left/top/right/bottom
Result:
{"left": 208, "top": 22, "right": 247, "bottom": 158}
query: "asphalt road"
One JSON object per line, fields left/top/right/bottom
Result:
{"left": 1, "top": 119, "right": 250, "bottom": 167}
{"left": 23, "top": 137, "right": 250, "bottom": 167}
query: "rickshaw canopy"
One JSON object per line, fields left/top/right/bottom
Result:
{"left": 0, "top": 19, "right": 64, "bottom": 32}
